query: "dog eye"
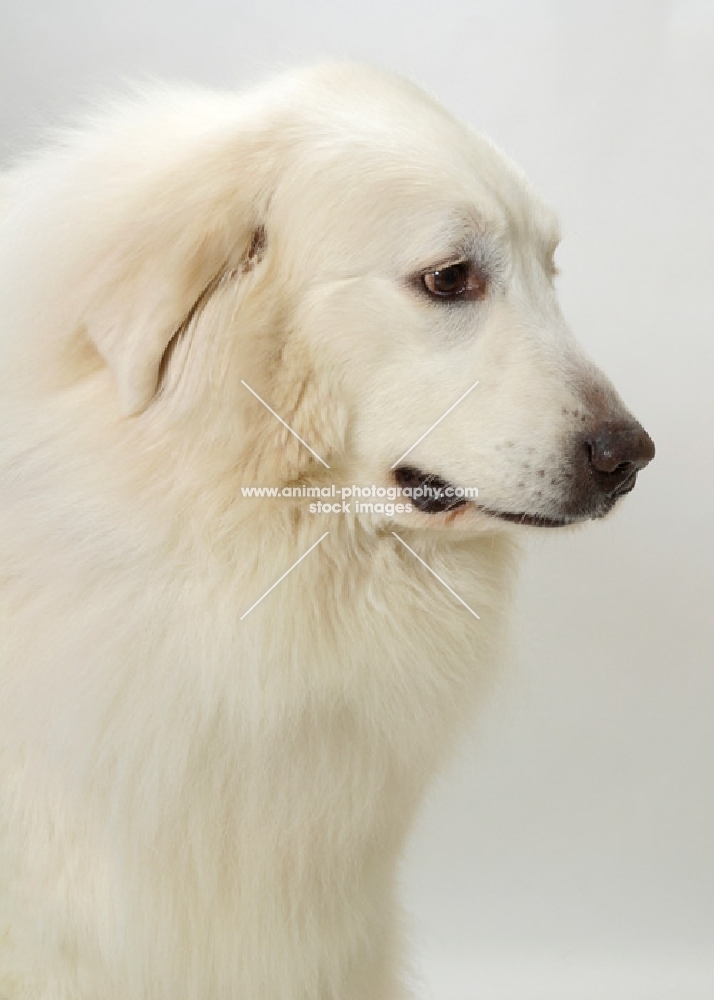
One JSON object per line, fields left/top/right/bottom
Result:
{"left": 421, "top": 262, "right": 485, "bottom": 301}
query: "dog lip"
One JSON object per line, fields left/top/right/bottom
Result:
{"left": 478, "top": 507, "right": 578, "bottom": 528}
{"left": 392, "top": 465, "right": 471, "bottom": 514}
{"left": 479, "top": 491, "right": 626, "bottom": 527}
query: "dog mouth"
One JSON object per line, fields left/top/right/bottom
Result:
{"left": 393, "top": 465, "right": 572, "bottom": 524}
{"left": 393, "top": 465, "right": 626, "bottom": 527}
{"left": 392, "top": 466, "right": 471, "bottom": 514}
{"left": 477, "top": 482, "right": 631, "bottom": 527}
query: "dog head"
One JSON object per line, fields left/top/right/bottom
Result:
{"left": 255, "top": 65, "right": 654, "bottom": 530}
{"left": 14, "top": 64, "right": 653, "bottom": 532}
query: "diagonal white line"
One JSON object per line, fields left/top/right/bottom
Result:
{"left": 240, "top": 531, "right": 330, "bottom": 620}
{"left": 241, "top": 380, "right": 330, "bottom": 469}
{"left": 390, "top": 381, "right": 479, "bottom": 469}
{"left": 391, "top": 531, "right": 480, "bottom": 619}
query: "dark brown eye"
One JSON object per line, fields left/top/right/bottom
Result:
{"left": 422, "top": 261, "right": 485, "bottom": 300}
{"left": 423, "top": 263, "right": 468, "bottom": 298}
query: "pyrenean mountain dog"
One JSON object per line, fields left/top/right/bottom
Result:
{"left": 0, "top": 64, "right": 654, "bottom": 999}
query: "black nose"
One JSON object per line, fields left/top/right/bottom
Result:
{"left": 584, "top": 422, "right": 655, "bottom": 496}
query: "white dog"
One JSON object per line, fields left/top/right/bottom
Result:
{"left": 0, "top": 64, "right": 654, "bottom": 999}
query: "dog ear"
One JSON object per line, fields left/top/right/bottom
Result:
{"left": 81, "top": 130, "right": 275, "bottom": 416}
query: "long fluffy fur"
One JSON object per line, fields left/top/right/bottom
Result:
{"left": 0, "top": 64, "right": 638, "bottom": 999}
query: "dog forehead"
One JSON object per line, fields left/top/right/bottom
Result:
{"left": 277, "top": 143, "right": 553, "bottom": 274}
{"left": 263, "top": 64, "right": 560, "bottom": 270}
{"left": 280, "top": 67, "right": 555, "bottom": 240}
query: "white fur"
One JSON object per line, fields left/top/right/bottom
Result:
{"left": 0, "top": 64, "right": 637, "bottom": 999}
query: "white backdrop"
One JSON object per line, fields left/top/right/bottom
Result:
{"left": 2, "top": 2, "right": 712, "bottom": 998}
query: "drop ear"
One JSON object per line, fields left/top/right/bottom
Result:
{"left": 88, "top": 233, "right": 239, "bottom": 416}
{"left": 78, "top": 122, "right": 276, "bottom": 415}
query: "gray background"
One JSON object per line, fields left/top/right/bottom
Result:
{"left": 1, "top": 2, "right": 712, "bottom": 997}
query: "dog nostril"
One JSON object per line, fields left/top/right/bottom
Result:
{"left": 584, "top": 421, "right": 655, "bottom": 494}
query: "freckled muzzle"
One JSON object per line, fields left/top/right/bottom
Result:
{"left": 392, "top": 418, "right": 655, "bottom": 527}
{"left": 495, "top": 417, "right": 656, "bottom": 526}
